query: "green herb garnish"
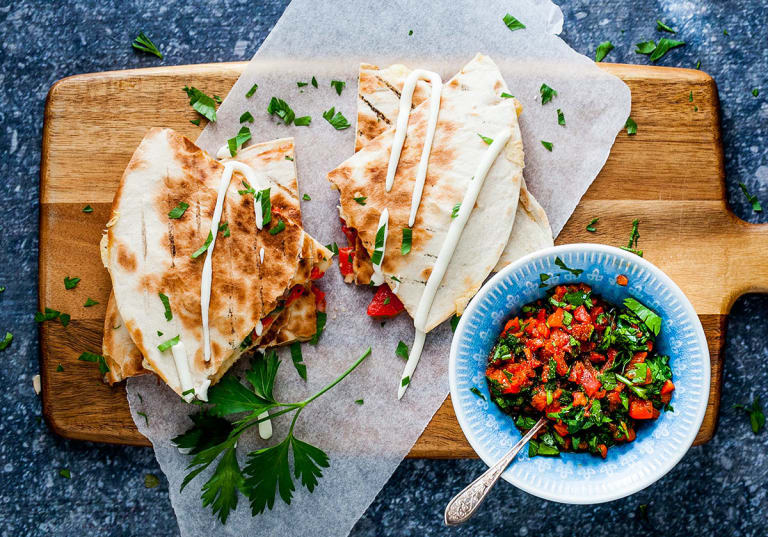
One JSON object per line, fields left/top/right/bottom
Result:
{"left": 159, "top": 293, "right": 173, "bottom": 321}
{"left": 83, "top": 297, "right": 99, "bottom": 307}
{"left": 470, "top": 387, "right": 486, "bottom": 400}
{"left": 401, "top": 228, "right": 412, "bottom": 255}
{"left": 734, "top": 397, "right": 765, "bottom": 434}
{"left": 227, "top": 126, "right": 252, "bottom": 157}
{"left": 330, "top": 80, "right": 345, "bottom": 95}
{"left": 623, "top": 297, "right": 662, "bottom": 336}
{"left": 557, "top": 109, "right": 565, "bottom": 126}
{"left": 554, "top": 257, "right": 583, "bottom": 276}
{"left": 500, "top": 92, "right": 514, "bottom": 99}
{"left": 540, "top": 83, "right": 557, "bottom": 105}
{"left": 240, "top": 111, "right": 255, "bottom": 123}
{"left": 395, "top": 341, "right": 409, "bottom": 360}
{"left": 353, "top": 196, "right": 367, "bottom": 205}
{"left": 168, "top": 202, "right": 189, "bottom": 219}
{"left": 56, "top": 363, "right": 64, "bottom": 372}
{"left": 450, "top": 314, "right": 460, "bottom": 333}
{"left": 78, "top": 351, "right": 110, "bottom": 375}
{"left": 290, "top": 342, "right": 307, "bottom": 380}
{"left": 355, "top": 399, "right": 364, "bottom": 405}
{"left": 59, "top": 469, "right": 71, "bottom": 479}
{"left": 586, "top": 217, "right": 599, "bottom": 232}
{"left": 302, "top": 194, "right": 311, "bottom": 201}
{"left": 649, "top": 38, "right": 685, "bottom": 62}
{"left": 190, "top": 119, "right": 201, "bottom": 126}
{"left": 401, "top": 376, "right": 411, "bottom": 387}
{"left": 144, "top": 474, "right": 160, "bottom": 488}
{"left": 158, "top": 335, "right": 180, "bottom": 352}
{"left": 64, "top": 276, "right": 80, "bottom": 290}
{"left": 595, "top": 41, "right": 614, "bottom": 62}
{"left": 541, "top": 140, "right": 553, "bottom": 151}
{"left": 656, "top": 20, "right": 677, "bottom": 33}
{"left": 752, "top": 88, "right": 759, "bottom": 97}
{"left": 132, "top": 32, "right": 163, "bottom": 59}
{"left": 635, "top": 40, "right": 657, "bottom": 54}
{"left": 218, "top": 222, "right": 230, "bottom": 237}
{"left": 245, "top": 84, "right": 258, "bottom": 98}
{"left": 297, "top": 81, "right": 308, "bottom": 88}
{"left": 477, "top": 133, "right": 493, "bottom": 145}
{"left": 625, "top": 117, "right": 637, "bottom": 135}
{"left": 451, "top": 203, "right": 461, "bottom": 218}
{"left": 82, "top": 205, "right": 93, "bottom": 213}
{"left": 171, "top": 348, "right": 370, "bottom": 523}
{"left": 191, "top": 231, "right": 214, "bottom": 259}
{"left": 620, "top": 218, "right": 643, "bottom": 256}
{"left": 60, "top": 313, "right": 70, "bottom": 327}
{"left": 739, "top": 183, "right": 762, "bottom": 212}
{"left": 268, "top": 219, "right": 286, "bottom": 236}
{"left": 0, "top": 332, "right": 12, "bottom": 351}
{"left": 267, "top": 97, "right": 296, "bottom": 124}
{"left": 325, "top": 242, "right": 339, "bottom": 257}
{"left": 322, "top": 107, "right": 351, "bottom": 130}
{"left": 502, "top": 13, "right": 526, "bottom": 32}
{"left": 183, "top": 86, "right": 217, "bottom": 122}
{"left": 294, "top": 116, "right": 312, "bottom": 126}
{"left": 310, "top": 311, "right": 326, "bottom": 345}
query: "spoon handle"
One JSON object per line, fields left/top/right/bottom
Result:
{"left": 444, "top": 417, "right": 547, "bottom": 526}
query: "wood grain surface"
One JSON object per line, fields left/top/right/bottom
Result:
{"left": 38, "top": 62, "right": 768, "bottom": 457}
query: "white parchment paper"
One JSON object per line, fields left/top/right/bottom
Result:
{"left": 126, "top": 1, "right": 631, "bottom": 535}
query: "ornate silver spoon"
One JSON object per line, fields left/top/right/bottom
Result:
{"left": 444, "top": 417, "right": 547, "bottom": 526}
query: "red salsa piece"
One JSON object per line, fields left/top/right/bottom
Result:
{"left": 367, "top": 284, "right": 405, "bottom": 318}
{"left": 486, "top": 283, "right": 674, "bottom": 459}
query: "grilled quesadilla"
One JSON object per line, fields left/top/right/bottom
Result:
{"left": 346, "top": 61, "right": 552, "bottom": 285}
{"left": 328, "top": 54, "right": 525, "bottom": 332}
{"left": 103, "top": 128, "right": 331, "bottom": 399}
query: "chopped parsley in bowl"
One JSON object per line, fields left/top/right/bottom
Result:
{"left": 486, "top": 284, "right": 675, "bottom": 459}
{"left": 448, "top": 244, "right": 710, "bottom": 504}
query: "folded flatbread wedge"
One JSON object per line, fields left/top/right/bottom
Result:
{"left": 102, "top": 137, "right": 326, "bottom": 384}
{"left": 347, "top": 61, "right": 552, "bottom": 284}
{"left": 103, "top": 128, "right": 331, "bottom": 398}
{"left": 328, "top": 54, "right": 524, "bottom": 332}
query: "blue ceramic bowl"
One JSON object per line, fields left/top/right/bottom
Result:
{"left": 449, "top": 244, "right": 709, "bottom": 504}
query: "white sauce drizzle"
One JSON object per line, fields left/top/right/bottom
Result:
{"left": 254, "top": 319, "right": 264, "bottom": 337}
{"left": 171, "top": 342, "right": 195, "bottom": 403}
{"left": 201, "top": 161, "right": 269, "bottom": 362}
{"left": 195, "top": 379, "right": 211, "bottom": 402}
{"left": 259, "top": 247, "right": 265, "bottom": 264}
{"left": 216, "top": 144, "right": 231, "bottom": 160}
{"left": 370, "top": 208, "right": 389, "bottom": 286}
{"left": 398, "top": 129, "right": 513, "bottom": 399}
{"left": 385, "top": 69, "right": 443, "bottom": 227}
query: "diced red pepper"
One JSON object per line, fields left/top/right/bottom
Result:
{"left": 366, "top": 284, "right": 405, "bottom": 318}
{"left": 285, "top": 284, "right": 306, "bottom": 306}
{"left": 338, "top": 246, "right": 354, "bottom": 276}
{"left": 589, "top": 351, "right": 606, "bottom": 363}
{"left": 310, "top": 266, "right": 325, "bottom": 280}
{"left": 502, "top": 317, "right": 520, "bottom": 336}
{"left": 570, "top": 322, "right": 594, "bottom": 341}
{"left": 530, "top": 388, "right": 548, "bottom": 411}
{"left": 616, "top": 274, "right": 628, "bottom": 286}
{"left": 660, "top": 379, "right": 675, "bottom": 404}
{"left": 553, "top": 421, "right": 569, "bottom": 437}
{"left": 310, "top": 283, "right": 326, "bottom": 312}
{"left": 572, "top": 391, "right": 588, "bottom": 407}
{"left": 578, "top": 364, "right": 602, "bottom": 398}
{"left": 629, "top": 399, "right": 655, "bottom": 419}
{"left": 547, "top": 308, "right": 564, "bottom": 328}
{"left": 553, "top": 285, "right": 567, "bottom": 301}
{"left": 340, "top": 218, "right": 357, "bottom": 246}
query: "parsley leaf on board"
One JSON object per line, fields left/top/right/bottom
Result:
{"left": 620, "top": 219, "right": 643, "bottom": 256}
{"left": 322, "top": 107, "right": 351, "bottom": 130}
{"left": 190, "top": 119, "right": 201, "bottom": 126}
{"left": 168, "top": 201, "right": 189, "bottom": 219}
{"left": 82, "top": 205, "right": 94, "bottom": 213}
{"left": 586, "top": 217, "right": 599, "bottom": 232}
{"left": 294, "top": 116, "right": 312, "bottom": 126}
{"left": 227, "top": 126, "right": 252, "bottom": 157}
{"left": 78, "top": 351, "right": 110, "bottom": 375}
{"left": 303, "top": 194, "right": 311, "bottom": 201}
{"left": 353, "top": 196, "right": 367, "bottom": 205}
{"left": 595, "top": 41, "right": 614, "bottom": 62}
{"left": 59, "top": 313, "right": 71, "bottom": 327}
{"left": 297, "top": 81, "right": 308, "bottom": 88}
{"left": 540, "top": 83, "right": 557, "bottom": 105}
{"left": 311, "top": 76, "right": 318, "bottom": 88}
{"left": 354, "top": 399, "right": 364, "bottom": 405}
{"left": 635, "top": 40, "right": 657, "bottom": 54}
{"left": 240, "top": 111, "right": 255, "bottom": 123}
{"left": 290, "top": 342, "right": 307, "bottom": 380}
{"left": 734, "top": 397, "right": 765, "bottom": 434}
{"left": 625, "top": 117, "right": 638, "bottom": 135}
{"left": 330, "top": 80, "right": 346, "bottom": 95}
{"left": 172, "top": 348, "right": 371, "bottom": 522}
{"left": 649, "top": 38, "right": 685, "bottom": 62}
{"left": 64, "top": 276, "right": 80, "bottom": 290}
{"left": 739, "top": 183, "right": 762, "bottom": 212}
{"left": 503, "top": 13, "right": 526, "bottom": 32}
{"left": 132, "top": 32, "right": 163, "bottom": 59}
{"left": 183, "top": 86, "right": 217, "bottom": 122}
{"left": 0, "top": 332, "right": 12, "bottom": 351}
{"left": 83, "top": 297, "right": 99, "bottom": 307}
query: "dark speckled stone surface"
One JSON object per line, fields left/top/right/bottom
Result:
{"left": 1, "top": 1, "right": 766, "bottom": 535}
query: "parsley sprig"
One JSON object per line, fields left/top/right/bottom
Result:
{"left": 172, "top": 348, "right": 371, "bottom": 523}
{"left": 132, "top": 32, "right": 163, "bottom": 59}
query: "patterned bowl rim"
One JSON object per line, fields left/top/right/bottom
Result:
{"left": 448, "top": 243, "right": 710, "bottom": 504}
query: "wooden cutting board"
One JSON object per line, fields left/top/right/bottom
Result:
{"left": 38, "top": 62, "right": 768, "bottom": 457}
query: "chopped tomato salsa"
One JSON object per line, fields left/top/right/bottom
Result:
{"left": 486, "top": 283, "right": 674, "bottom": 458}
{"left": 367, "top": 284, "right": 405, "bottom": 318}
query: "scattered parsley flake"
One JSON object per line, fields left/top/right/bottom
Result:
{"left": 311, "top": 76, "right": 318, "bottom": 88}
{"left": 595, "top": 41, "right": 614, "bottom": 62}
{"left": 132, "top": 32, "right": 163, "bottom": 59}
{"left": 240, "top": 111, "right": 255, "bottom": 123}
{"left": 477, "top": 133, "right": 493, "bottom": 145}
{"left": 285, "top": 155, "right": 294, "bottom": 161}
{"left": 689, "top": 91, "right": 693, "bottom": 102}
{"left": 450, "top": 314, "right": 460, "bottom": 332}
{"left": 191, "top": 231, "right": 214, "bottom": 259}
{"left": 256, "top": 188, "right": 272, "bottom": 228}
{"left": 395, "top": 341, "right": 409, "bottom": 360}
{"left": 294, "top": 115, "right": 312, "bottom": 126}
{"left": 554, "top": 256, "right": 583, "bottom": 276}
{"left": 355, "top": 399, "right": 364, "bottom": 405}
{"left": 168, "top": 201, "right": 189, "bottom": 219}
{"left": 83, "top": 297, "right": 99, "bottom": 307}
{"left": 0, "top": 332, "right": 12, "bottom": 351}
{"left": 696, "top": 60, "right": 701, "bottom": 69}
{"left": 541, "top": 140, "right": 553, "bottom": 151}
{"left": 353, "top": 196, "right": 367, "bottom": 205}
{"left": 290, "top": 342, "right": 307, "bottom": 380}
{"left": 82, "top": 205, "right": 93, "bottom": 213}
{"left": 500, "top": 92, "right": 514, "bottom": 99}
{"left": 245, "top": 84, "right": 258, "bottom": 98}
{"left": 158, "top": 335, "right": 180, "bottom": 352}
{"left": 503, "top": 13, "right": 526, "bottom": 32}
{"left": 64, "top": 276, "right": 80, "bottom": 290}
{"left": 401, "top": 228, "right": 412, "bottom": 255}
{"left": 227, "top": 126, "right": 252, "bottom": 157}
{"left": 620, "top": 219, "right": 643, "bottom": 256}
{"left": 752, "top": 88, "right": 759, "bottom": 97}
{"left": 470, "top": 387, "right": 486, "bottom": 400}
{"left": 267, "top": 97, "right": 296, "bottom": 125}
{"left": 649, "top": 38, "right": 685, "bottom": 62}
{"left": 302, "top": 193, "right": 311, "bottom": 201}
{"left": 59, "top": 468, "right": 71, "bottom": 479}
{"left": 330, "top": 80, "right": 346, "bottom": 95}
{"left": 59, "top": 313, "right": 70, "bottom": 327}
{"left": 635, "top": 40, "right": 657, "bottom": 55}
{"left": 218, "top": 222, "right": 230, "bottom": 237}
{"left": 182, "top": 86, "right": 217, "bottom": 122}
{"left": 78, "top": 351, "right": 110, "bottom": 375}
{"left": 739, "top": 183, "right": 762, "bottom": 212}
{"left": 734, "top": 397, "right": 765, "bottom": 434}
{"left": 137, "top": 411, "right": 149, "bottom": 426}
{"left": 586, "top": 217, "right": 599, "bottom": 232}
{"left": 56, "top": 363, "right": 64, "bottom": 372}
{"left": 656, "top": 20, "right": 677, "bottom": 33}
{"left": 540, "top": 83, "right": 557, "bottom": 105}
{"left": 625, "top": 117, "right": 637, "bottom": 135}
{"left": 269, "top": 219, "right": 286, "bottom": 235}
{"left": 723, "top": 29, "right": 729, "bottom": 36}
{"left": 213, "top": 95, "right": 222, "bottom": 104}
{"left": 297, "top": 81, "right": 308, "bottom": 88}
{"left": 159, "top": 293, "right": 173, "bottom": 321}
{"left": 451, "top": 203, "right": 461, "bottom": 218}
{"left": 35, "top": 307, "right": 61, "bottom": 323}
{"left": 310, "top": 311, "right": 327, "bottom": 345}
{"left": 623, "top": 297, "right": 662, "bottom": 336}
{"left": 325, "top": 242, "right": 339, "bottom": 257}
{"left": 557, "top": 109, "right": 565, "bottom": 126}
{"left": 190, "top": 118, "right": 201, "bottom": 126}
{"left": 322, "top": 107, "right": 350, "bottom": 130}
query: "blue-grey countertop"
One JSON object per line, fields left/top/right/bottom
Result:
{"left": 1, "top": 1, "right": 766, "bottom": 535}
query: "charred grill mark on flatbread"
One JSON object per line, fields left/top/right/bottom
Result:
{"left": 376, "top": 74, "right": 402, "bottom": 99}
{"left": 359, "top": 94, "right": 392, "bottom": 125}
